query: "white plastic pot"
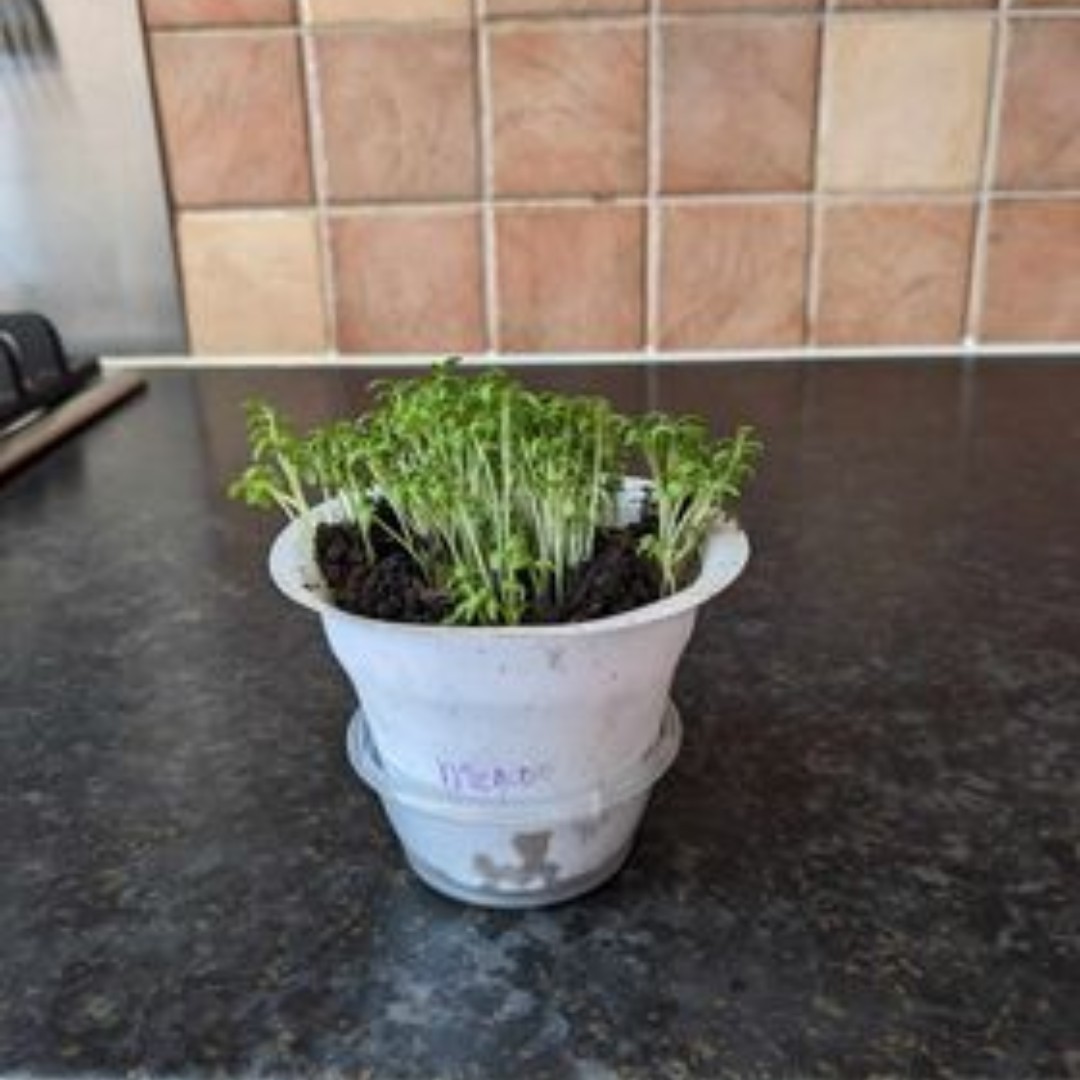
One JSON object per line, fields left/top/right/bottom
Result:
{"left": 269, "top": 481, "right": 749, "bottom": 906}
{"left": 346, "top": 702, "right": 684, "bottom": 908}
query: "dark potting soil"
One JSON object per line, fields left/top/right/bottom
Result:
{"left": 313, "top": 517, "right": 662, "bottom": 626}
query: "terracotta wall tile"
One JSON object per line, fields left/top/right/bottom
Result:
{"left": 664, "top": 0, "right": 819, "bottom": 11}
{"left": 148, "top": 0, "right": 1080, "bottom": 354}
{"left": 308, "top": 0, "right": 471, "bottom": 23}
{"left": 150, "top": 34, "right": 311, "bottom": 207}
{"left": 497, "top": 207, "right": 644, "bottom": 351}
{"left": 662, "top": 20, "right": 819, "bottom": 193}
{"left": 179, "top": 213, "right": 327, "bottom": 353}
{"left": 331, "top": 212, "right": 485, "bottom": 352}
{"left": 835, "top": 0, "right": 990, "bottom": 8}
{"left": 820, "top": 17, "right": 993, "bottom": 192}
{"left": 816, "top": 203, "right": 974, "bottom": 345}
{"left": 982, "top": 201, "right": 1080, "bottom": 342}
{"left": 143, "top": 0, "right": 295, "bottom": 28}
{"left": 318, "top": 28, "right": 478, "bottom": 202}
{"left": 491, "top": 25, "right": 646, "bottom": 197}
{"left": 996, "top": 21, "right": 1080, "bottom": 190}
{"left": 488, "top": 0, "right": 644, "bottom": 13}
{"left": 660, "top": 203, "right": 807, "bottom": 348}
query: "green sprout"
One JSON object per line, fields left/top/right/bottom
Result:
{"left": 228, "top": 401, "right": 313, "bottom": 521}
{"left": 630, "top": 416, "right": 762, "bottom": 594}
{"left": 228, "top": 363, "right": 762, "bottom": 625}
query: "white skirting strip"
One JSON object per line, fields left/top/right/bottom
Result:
{"left": 102, "top": 343, "right": 1080, "bottom": 371}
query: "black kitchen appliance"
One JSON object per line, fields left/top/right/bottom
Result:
{"left": 0, "top": 311, "right": 144, "bottom": 480}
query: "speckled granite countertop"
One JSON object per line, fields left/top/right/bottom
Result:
{"left": 1, "top": 361, "right": 1078, "bottom": 1079}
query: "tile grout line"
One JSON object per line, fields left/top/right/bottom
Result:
{"left": 645, "top": 0, "right": 663, "bottom": 353}
{"left": 804, "top": 0, "right": 838, "bottom": 346}
{"left": 981, "top": 188, "right": 1080, "bottom": 200}
{"left": 149, "top": 21, "right": 474, "bottom": 41}
{"left": 297, "top": 0, "right": 338, "bottom": 355}
{"left": 171, "top": 186, "right": 1080, "bottom": 221}
{"left": 146, "top": 6, "right": 1080, "bottom": 39}
{"left": 149, "top": 25, "right": 307, "bottom": 40}
{"left": 986, "top": 4, "right": 1080, "bottom": 14}
{"left": 964, "top": 0, "right": 1010, "bottom": 345}
{"left": 656, "top": 6, "right": 1007, "bottom": 22}
{"left": 475, "top": 0, "right": 500, "bottom": 354}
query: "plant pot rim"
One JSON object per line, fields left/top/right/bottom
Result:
{"left": 268, "top": 481, "right": 750, "bottom": 638}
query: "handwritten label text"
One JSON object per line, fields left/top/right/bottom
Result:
{"left": 437, "top": 759, "right": 554, "bottom": 798}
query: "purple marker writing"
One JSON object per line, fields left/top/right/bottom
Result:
{"left": 437, "top": 759, "right": 554, "bottom": 798}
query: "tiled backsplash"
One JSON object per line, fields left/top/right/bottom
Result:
{"left": 142, "top": 0, "right": 1080, "bottom": 355}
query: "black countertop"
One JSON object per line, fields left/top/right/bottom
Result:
{"left": 2, "top": 361, "right": 1078, "bottom": 1078}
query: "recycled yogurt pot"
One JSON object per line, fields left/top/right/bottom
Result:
{"left": 347, "top": 703, "right": 683, "bottom": 908}
{"left": 269, "top": 483, "right": 750, "bottom": 907}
